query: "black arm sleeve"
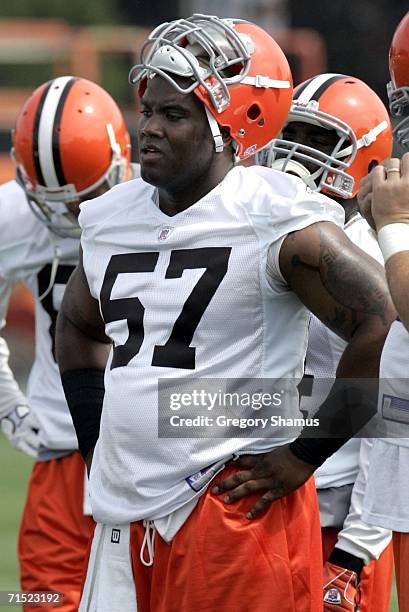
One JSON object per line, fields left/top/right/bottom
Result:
{"left": 61, "top": 368, "right": 105, "bottom": 460}
{"left": 329, "top": 547, "right": 365, "bottom": 579}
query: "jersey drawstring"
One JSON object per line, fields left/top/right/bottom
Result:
{"left": 140, "top": 520, "right": 156, "bottom": 567}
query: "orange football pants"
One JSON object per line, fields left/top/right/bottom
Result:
{"left": 322, "top": 527, "right": 393, "bottom": 612}
{"left": 128, "top": 467, "right": 323, "bottom": 612}
{"left": 393, "top": 531, "right": 409, "bottom": 612}
{"left": 19, "top": 451, "right": 95, "bottom": 612}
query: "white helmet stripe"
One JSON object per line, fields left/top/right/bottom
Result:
{"left": 37, "top": 76, "right": 75, "bottom": 188}
{"left": 296, "top": 73, "right": 342, "bottom": 104}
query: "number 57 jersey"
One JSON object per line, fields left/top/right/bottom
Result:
{"left": 79, "top": 165, "right": 344, "bottom": 524}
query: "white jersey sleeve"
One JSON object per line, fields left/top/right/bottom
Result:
{"left": 0, "top": 277, "right": 28, "bottom": 418}
{"left": 362, "top": 319, "right": 409, "bottom": 532}
{"left": 245, "top": 166, "right": 345, "bottom": 290}
{"left": 336, "top": 437, "right": 391, "bottom": 563}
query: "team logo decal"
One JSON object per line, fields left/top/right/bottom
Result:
{"left": 158, "top": 226, "right": 174, "bottom": 241}
{"left": 243, "top": 144, "right": 257, "bottom": 157}
{"left": 323, "top": 588, "right": 342, "bottom": 604}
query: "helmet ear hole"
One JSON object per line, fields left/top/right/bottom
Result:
{"left": 247, "top": 103, "right": 261, "bottom": 121}
{"left": 368, "top": 160, "right": 378, "bottom": 172}
{"left": 221, "top": 126, "right": 232, "bottom": 142}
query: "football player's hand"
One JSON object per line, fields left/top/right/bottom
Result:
{"left": 323, "top": 561, "right": 360, "bottom": 611}
{"left": 0, "top": 404, "right": 40, "bottom": 458}
{"left": 212, "top": 444, "right": 315, "bottom": 518}
{"left": 357, "top": 172, "right": 376, "bottom": 230}
{"left": 358, "top": 154, "right": 409, "bottom": 231}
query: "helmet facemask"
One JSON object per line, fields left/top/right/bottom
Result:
{"left": 262, "top": 101, "right": 389, "bottom": 198}
{"left": 129, "top": 15, "right": 253, "bottom": 115}
{"left": 265, "top": 104, "right": 357, "bottom": 197}
{"left": 387, "top": 81, "right": 409, "bottom": 150}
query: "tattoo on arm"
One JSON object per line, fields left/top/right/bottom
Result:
{"left": 290, "top": 225, "right": 389, "bottom": 337}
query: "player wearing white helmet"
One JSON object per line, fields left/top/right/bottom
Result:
{"left": 261, "top": 72, "right": 394, "bottom": 612}
{"left": 56, "top": 15, "right": 394, "bottom": 612}
{"left": 0, "top": 76, "right": 133, "bottom": 611}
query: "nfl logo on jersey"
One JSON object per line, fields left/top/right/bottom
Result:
{"left": 324, "top": 588, "right": 342, "bottom": 604}
{"left": 158, "top": 226, "right": 174, "bottom": 241}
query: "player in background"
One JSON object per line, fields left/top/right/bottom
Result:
{"left": 259, "top": 73, "right": 394, "bottom": 612}
{"left": 358, "top": 11, "right": 409, "bottom": 612}
{"left": 55, "top": 16, "right": 395, "bottom": 611}
{"left": 0, "top": 76, "right": 133, "bottom": 612}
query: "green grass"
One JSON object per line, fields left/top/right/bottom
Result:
{"left": 391, "top": 585, "right": 399, "bottom": 611}
{"left": 0, "top": 436, "right": 33, "bottom": 611}
{"left": 0, "top": 435, "right": 400, "bottom": 611}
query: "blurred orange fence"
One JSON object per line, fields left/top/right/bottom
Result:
{"left": 0, "top": 17, "right": 327, "bottom": 143}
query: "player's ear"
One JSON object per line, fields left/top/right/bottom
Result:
{"left": 221, "top": 126, "right": 232, "bottom": 146}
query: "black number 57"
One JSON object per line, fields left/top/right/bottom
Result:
{"left": 100, "top": 247, "right": 231, "bottom": 370}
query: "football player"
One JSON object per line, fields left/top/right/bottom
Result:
{"left": 260, "top": 73, "right": 394, "bottom": 612}
{"left": 55, "top": 15, "right": 395, "bottom": 611}
{"left": 0, "top": 76, "right": 133, "bottom": 611}
{"left": 358, "top": 11, "right": 409, "bottom": 612}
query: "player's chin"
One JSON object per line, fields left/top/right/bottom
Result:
{"left": 139, "top": 163, "right": 168, "bottom": 187}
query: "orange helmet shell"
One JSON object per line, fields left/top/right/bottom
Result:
{"left": 388, "top": 12, "right": 409, "bottom": 149}
{"left": 389, "top": 12, "right": 409, "bottom": 89}
{"left": 13, "top": 76, "right": 131, "bottom": 198}
{"left": 194, "top": 22, "right": 293, "bottom": 159}
{"left": 269, "top": 74, "right": 392, "bottom": 198}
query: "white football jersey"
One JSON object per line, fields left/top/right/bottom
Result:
{"left": 0, "top": 180, "right": 79, "bottom": 452}
{"left": 362, "top": 319, "right": 409, "bottom": 531}
{"left": 301, "top": 214, "right": 383, "bottom": 489}
{"left": 79, "top": 165, "right": 344, "bottom": 523}
{"left": 376, "top": 319, "right": 409, "bottom": 443}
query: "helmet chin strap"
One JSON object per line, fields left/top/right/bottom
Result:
{"left": 37, "top": 231, "right": 61, "bottom": 301}
{"left": 204, "top": 107, "right": 224, "bottom": 153}
{"left": 270, "top": 158, "right": 318, "bottom": 190}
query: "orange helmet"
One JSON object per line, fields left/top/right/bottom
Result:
{"left": 262, "top": 73, "right": 392, "bottom": 198}
{"left": 13, "top": 76, "right": 131, "bottom": 237}
{"left": 129, "top": 14, "right": 293, "bottom": 159}
{"left": 388, "top": 12, "right": 409, "bottom": 149}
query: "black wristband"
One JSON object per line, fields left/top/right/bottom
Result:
{"left": 61, "top": 368, "right": 105, "bottom": 460}
{"left": 289, "top": 436, "right": 349, "bottom": 468}
{"left": 329, "top": 547, "right": 365, "bottom": 580}
{"left": 290, "top": 379, "right": 378, "bottom": 468}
